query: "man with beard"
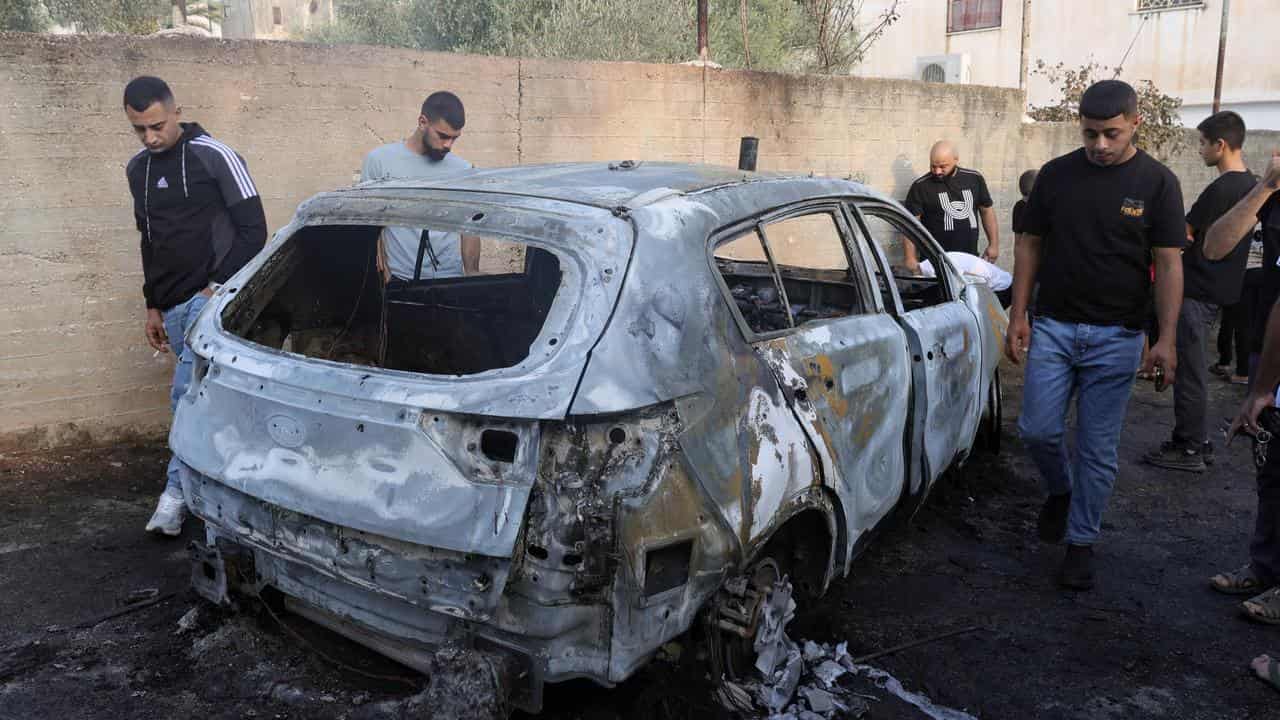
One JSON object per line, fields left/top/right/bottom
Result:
{"left": 1144, "top": 110, "right": 1256, "bottom": 473}
{"left": 902, "top": 140, "right": 1000, "bottom": 271}
{"left": 1005, "top": 80, "right": 1185, "bottom": 590}
{"left": 360, "top": 91, "right": 479, "bottom": 281}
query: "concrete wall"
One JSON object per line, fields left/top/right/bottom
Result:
{"left": 0, "top": 32, "right": 1276, "bottom": 452}
{"left": 859, "top": 0, "right": 1280, "bottom": 130}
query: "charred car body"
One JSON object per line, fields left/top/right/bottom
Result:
{"left": 174, "top": 162, "right": 1007, "bottom": 711}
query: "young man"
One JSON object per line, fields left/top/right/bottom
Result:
{"left": 123, "top": 76, "right": 267, "bottom": 535}
{"left": 1202, "top": 152, "right": 1280, "bottom": 615}
{"left": 902, "top": 140, "right": 1000, "bottom": 270}
{"left": 360, "top": 91, "right": 479, "bottom": 281}
{"left": 1005, "top": 80, "right": 1185, "bottom": 590}
{"left": 1144, "top": 111, "right": 1257, "bottom": 473}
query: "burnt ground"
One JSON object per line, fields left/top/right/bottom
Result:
{"left": 1, "top": 367, "right": 1278, "bottom": 719}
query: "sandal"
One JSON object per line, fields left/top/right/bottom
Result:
{"left": 1211, "top": 364, "right": 1231, "bottom": 378}
{"left": 1251, "top": 653, "right": 1280, "bottom": 694}
{"left": 1211, "top": 564, "right": 1267, "bottom": 595}
{"left": 1242, "top": 587, "right": 1280, "bottom": 624}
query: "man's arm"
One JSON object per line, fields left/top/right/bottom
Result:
{"left": 1229, "top": 297, "right": 1280, "bottom": 442}
{"left": 1145, "top": 246, "right": 1183, "bottom": 385}
{"left": 1004, "top": 232, "right": 1041, "bottom": 364}
{"left": 191, "top": 139, "right": 268, "bottom": 284}
{"left": 979, "top": 205, "right": 1000, "bottom": 262}
{"left": 902, "top": 231, "right": 921, "bottom": 273}
{"left": 461, "top": 234, "right": 481, "bottom": 275}
{"left": 1205, "top": 150, "right": 1279, "bottom": 260}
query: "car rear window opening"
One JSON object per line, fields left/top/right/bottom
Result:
{"left": 219, "top": 223, "right": 563, "bottom": 376}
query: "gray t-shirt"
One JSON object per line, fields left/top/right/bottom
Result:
{"left": 360, "top": 142, "right": 472, "bottom": 280}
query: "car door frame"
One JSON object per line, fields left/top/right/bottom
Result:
{"left": 707, "top": 197, "right": 915, "bottom": 576}
{"left": 845, "top": 199, "right": 982, "bottom": 512}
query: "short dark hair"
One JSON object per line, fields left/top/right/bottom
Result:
{"left": 1018, "top": 169, "right": 1038, "bottom": 197}
{"left": 421, "top": 91, "right": 465, "bottom": 130}
{"left": 1079, "top": 80, "right": 1138, "bottom": 120}
{"left": 123, "top": 76, "right": 174, "bottom": 112}
{"left": 1197, "top": 110, "right": 1246, "bottom": 150}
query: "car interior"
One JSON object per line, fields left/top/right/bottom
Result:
{"left": 220, "top": 224, "right": 562, "bottom": 375}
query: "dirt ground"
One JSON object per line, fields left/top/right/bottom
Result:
{"left": 2, "top": 366, "right": 1278, "bottom": 719}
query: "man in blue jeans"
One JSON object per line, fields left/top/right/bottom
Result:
{"left": 123, "top": 77, "right": 267, "bottom": 535}
{"left": 1005, "top": 81, "right": 1185, "bottom": 589}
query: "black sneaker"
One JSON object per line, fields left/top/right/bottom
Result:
{"left": 1143, "top": 440, "right": 1207, "bottom": 473}
{"left": 1059, "top": 544, "right": 1095, "bottom": 590}
{"left": 1037, "top": 492, "right": 1071, "bottom": 543}
{"left": 1202, "top": 441, "right": 1215, "bottom": 466}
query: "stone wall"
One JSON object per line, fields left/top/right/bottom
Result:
{"left": 1, "top": 32, "right": 1276, "bottom": 451}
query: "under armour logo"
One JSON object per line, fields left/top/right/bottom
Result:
{"left": 938, "top": 189, "right": 976, "bottom": 232}
{"left": 156, "top": 176, "right": 169, "bottom": 189}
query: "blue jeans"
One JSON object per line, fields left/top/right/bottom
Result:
{"left": 1017, "top": 317, "right": 1144, "bottom": 545}
{"left": 162, "top": 292, "right": 209, "bottom": 495}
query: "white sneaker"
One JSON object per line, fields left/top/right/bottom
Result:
{"left": 145, "top": 488, "right": 187, "bottom": 536}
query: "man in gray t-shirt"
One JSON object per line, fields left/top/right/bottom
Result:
{"left": 359, "top": 91, "right": 479, "bottom": 280}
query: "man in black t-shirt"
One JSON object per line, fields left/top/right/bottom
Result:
{"left": 1005, "top": 81, "right": 1185, "bottom": 591}
{"left": 902, "top": 141, "right": 1000, "bottom": 268}
{"left": 1145, "top": 111, "right": 1257, "bottom": 473}
{"left": 1202, "top": 152, "right": 1280, "bottom": 613}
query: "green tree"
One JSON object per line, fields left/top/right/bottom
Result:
{"left": 1028, "top": 60, "right": 1186, "bottom": 161}
{"left": 44, "top": 0, "right": 167, "bottom": 33}
{"left": 0, "top": 0, "right": 52, "bottom": 31}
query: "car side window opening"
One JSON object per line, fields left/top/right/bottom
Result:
{"left": 220, "top": 225, "right": 563, "bottom": 375}
{"left": 713, "top": 210, "right": 871, "bottom": 338}
{"left": 853, "top": 207, "right": 951, "bottom": 312}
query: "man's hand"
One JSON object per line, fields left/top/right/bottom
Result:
{"left": 1143, "top": 338, "right": 1178, "bottom": 389}
{"left": 145, "top": 308, "right": 169, "bottom": 353}
{"left": 1264, "top": 149, "right": 1280, "bottom": 192}
{"left": 1228, "top": 389, "right": 1276, "bottom": 445}
{"left": 982, "top": 245, "right": 999, "bottom": 263}
{"left": 1004, "top": 313, "right": 1030, "bottom": 364}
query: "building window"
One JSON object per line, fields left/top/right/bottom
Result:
{"left": 947, "top": 0, "right": 1002, "bottom": 33}
{"left": 272, "top": 6, "right": 283, "bottom": 25}
{"left": 1136, "top": 0, "right": 1202, "bottom": 11}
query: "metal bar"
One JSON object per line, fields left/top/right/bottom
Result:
{"left": 1213, "top": 0, "right": 1230, "bottom": 114}
{"left": 738, "top": 137, "right": 759, "bottom": 172}
{"left": 850, "top": 625, "right": 983, "bottom": 664}
{"left": 697, "top": 0, "right": 709, "bottom": 60}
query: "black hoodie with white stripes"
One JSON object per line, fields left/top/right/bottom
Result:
{"left": 126, "top": 122, "right": 267, "bottom": 311}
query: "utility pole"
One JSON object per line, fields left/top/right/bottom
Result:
{"left": 697, "top": 0, "right": 709, "bottom": 61}
{"left": 1212, "top": 0, "right": 1230, "bottom": 114}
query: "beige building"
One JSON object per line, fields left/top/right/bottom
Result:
{"left": 858, "top": 0, "right": 1280, "bottom": 130}
{"left": 221, "top": 0, "right": 334, "bottom": 39}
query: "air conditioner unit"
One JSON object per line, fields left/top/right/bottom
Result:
{"left": 916, "top": 53, "right": 971, "bottom": 84}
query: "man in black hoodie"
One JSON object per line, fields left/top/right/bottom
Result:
{"left": 123, "top": 76, "right": 267, "bottom": 536}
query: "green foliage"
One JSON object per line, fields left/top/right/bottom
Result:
{"left": 306, "top": 0, "right": 896, "bottom": 74}
{"left": 1028, "top": 60, "right": 1186, "bottom": 161}
{"left": 43, "top": 0, "right": 167, "bottom": 33}
{"left": 0, "top": 0, "right": 52, "bottom": 31}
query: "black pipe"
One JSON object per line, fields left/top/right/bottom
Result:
{"left": 738, "top": 137, "right": 759, "bottom": 172}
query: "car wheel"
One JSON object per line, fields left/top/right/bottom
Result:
{"left": 704, "top": 551, "right": 801, "bottom": 690}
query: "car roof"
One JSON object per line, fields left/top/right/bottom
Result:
{"left": 346, "top": 161, "right": 881, "bottom": 211}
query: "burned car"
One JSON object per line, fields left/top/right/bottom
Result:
{"left": 173, "top": 162, "right": 1006, "bottom": 711}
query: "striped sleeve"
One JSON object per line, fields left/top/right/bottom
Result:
{"left": 189, "top": 136, "right": 259, "bottom": 205}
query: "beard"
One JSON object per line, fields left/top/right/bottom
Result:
{"left": 424, "top": 145, "right": 450, "bottom": 161}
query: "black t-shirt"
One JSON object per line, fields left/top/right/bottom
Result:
{"left": 1022, "top": 148, "right": 1185, "bottom": 329}
{"left": 903, "top": 167, "right": 993, "bottom": 254}
{"left": 1185, "top": 171, "right": 1258, "bottom": 305}
{"left": 1255, "top": 194, "right": 1280, "bottom": 349}
{"left": 1012, "top": 199, "right": 1029, "bottom": 234}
